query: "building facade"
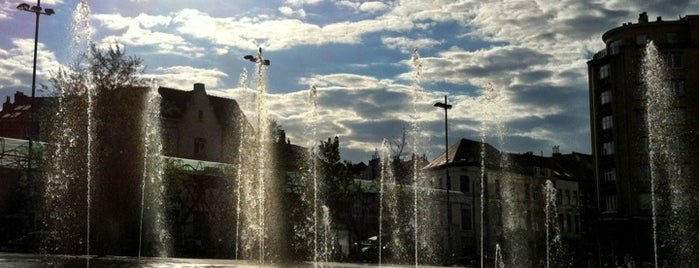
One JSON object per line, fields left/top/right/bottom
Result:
{"left": 587, "top": 12, "right": 699, "bottom": 266}
{"left": 425, "top": 138, "right": 592, "bottom": 267}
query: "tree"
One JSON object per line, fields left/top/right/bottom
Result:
{"left": 48, "top": 42, "right": 147, "bottom": 96}
{"left": 318, "top": 136, "right": 359, "bottom": 259}
{"left": 88, "top": 42, "right": 147, "bottom": 90}
{"left": 41, "top": 41, "right": 150, "bottom": 255}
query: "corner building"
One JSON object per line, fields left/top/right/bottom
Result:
{"left": 588, "top": 12, "right": 699, "bottom": 265}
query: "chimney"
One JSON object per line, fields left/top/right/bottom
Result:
{"left": 2, "top": 96, "right": 10, "bottom": 111}
{"left": 657, "top": 16, "right": 662, "bottom": 22}
{"left": 639, "top": 12, "right": 648, "bottom": 23}
{"left": 193, "top": 83, "right": 205, "bottom": 92}
{"left": 552, "top": 145, "right": 561, "bottom": 156}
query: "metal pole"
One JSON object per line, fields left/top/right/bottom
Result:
{"left": 27, "top": 0, "right": 41, "bottom": 180}
{"left": 443, "top": 95, "right": 452, "bottom": 261}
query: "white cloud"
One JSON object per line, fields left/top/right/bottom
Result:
{"left": 148, "top": 65, "right": 229, "bottom": 90}
{"left": 336, "top": 1, "right": 360, "bottom": 11}
{"left": 278, "top": 6, "right": 307, "bottom": 18}
{"left": 359, "top": 2, "right": 389, "bottom": 13}
{"left": 93, "top": 13, "right": 198, "bottom": 57}
{"left": 0, "top": 39, "right": 62, "bottom": 101}
{"left": 165, "top": 8, "right": 414, "bottom": 50}
{"left": 284, "top": 0, "right": 324, "bottom": 7}
{"left": 382, "top": 36, "right": 441, "bottom": 53}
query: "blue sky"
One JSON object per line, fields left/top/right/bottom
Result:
{"left": 2, "top": 0, "right": 699, "bottom": 163}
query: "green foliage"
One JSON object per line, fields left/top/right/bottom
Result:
{"left": 318, "top": 136, "right": 359, "bottom": 224}
{"left": 48, "top": 42, "right": 147, "bottom": 96}
{"left": 88, "top": 42, "right": 148, "bottom": 90}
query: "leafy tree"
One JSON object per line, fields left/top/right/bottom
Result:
{"left": 88, "top": 42, "right": 147, "bottom": 90}
{"left": 318, "top": 136, "right": 360, "bottom": 259}
{"left": 40, "top": 41, "right": 150, "bottom": 255}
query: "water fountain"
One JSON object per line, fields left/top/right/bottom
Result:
{"left": 5, "top": 2, "right": 513, "bottom": 267}
{"left": 543, "top": 180, "right": 562, "bottom": 268}
{"left": 494, "top": 244, "right": 504, "bottom": 268}
{"left": 137, "top": 81, "right": 170, "bottom": 259}
{"left": 643, "top": 40, "right": 699, "bottom": 267}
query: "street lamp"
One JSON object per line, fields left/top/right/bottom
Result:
{"left": 434, "top": 95, "right": 453, "bottom": 261}
{"left": 242, "top": 47, "right": 270, "bottom": 264}
{"left": 243, "top": 48, "right": 271, "bottom": 66}
{"left": 17, "top": 1, "right": 54, "bottom": 173}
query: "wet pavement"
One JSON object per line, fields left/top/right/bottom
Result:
{"left": 0, "top": 252, "right": 464, "bottom": 267}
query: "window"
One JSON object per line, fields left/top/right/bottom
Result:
{"left": 638, "top": 111, "right": 647, "bottom": 128}
{"left": 639, "top": 193, "right": 651, "bottom": 210}
{"left": 664, "top": 53, "right": 682, "bottom": 68}
{"left": 609, "top": 40, "right": 623, "bottom": 55}
{"left": 605, "top": 194, "right": 617, "bottom": 211}
{"left": 599, "top": 64, "right": 610, "bottom": 79}
{"left": 560, "top": 214, "right": 568, "bottom": 233}
{"left": 640, "top": 165, "right": 650, "bottom": 181}
{"left": 669, "top": 107, "right": 687, "bottom": 124}
{"left": 194, "top": 137, "right": 206, "bottom": 156}
{"left": 636, "top": 34, "right": 647, "bottom": 45}
{"left": 461, "top": 208, "right": 472, "bottom": 230}
{"left": 494, "top": 179, "right": 500, "bottom": 198}
{"left": 602, "top": 116, "right": 613, "bottom": 130}
{"left": 670, "top": 79, "right": 685, "bottom": 96}
{"left": 565, "top": 189, "right": 571, "bottom": 205}
{"left": 633, "top": 84, "right": 646, "bottom": 100}
{"left": 632, "top": 58, "right": 642, "bottom": 73}
{"left": 603, "top": 142, "right": 614, "bottom": 155}
{"left": 556, "top": 189, "right": 562, "bottom": 205}
{"left": 572, "top": 191, "right": 578, "bottom": 206}
{"left": 600, "top": 90, "right": 612, "bottom": 104}
{"left": 604, "top": 168, "right": 616, "bottom": 182}
{"left": 524, "top": 183, "right": 531, "bottom": 200}
{"left": 639, "top": 137, "right": 649, "bottom": 153}
{"left": 666, "top": 33, "right": 678, "bottom": 44}
{"left": 460, "top": 175, "right": 470, "bottom": 192}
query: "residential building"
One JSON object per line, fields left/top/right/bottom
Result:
{"left": 424, "top": 138, "right": 592, "bottom": 267}
{"left": 0, "top": 91, "right": 53, "bottom": 140}
{"left": 587, "top": 12, "right": 699, "bottom": 265}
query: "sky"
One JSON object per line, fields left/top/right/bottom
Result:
{"left": 2, "top": 0, "right": 699, "bottom": 163}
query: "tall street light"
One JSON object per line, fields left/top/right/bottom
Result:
{"left": 243, "top": 47, "right": 270, "bottom": 264}
{"left": 17, "top": 1, "right": 54, "bottom": 173}
{"left": 434, "top": 95, "right": 453, "bottom": 261}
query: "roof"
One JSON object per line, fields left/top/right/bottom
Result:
{"left": 158, "top": 86, "right": 246, "bottom": 127}
{"left": 424, "top": 138, "right": 502, "bottom": 169}
{"left": 506, "top": 152, "right": 592, "bottom": 181}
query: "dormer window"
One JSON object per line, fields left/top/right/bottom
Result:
{"left": 194, "top": 137, "right": 206, "bottom": 157}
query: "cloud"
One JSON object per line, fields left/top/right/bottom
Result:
{"left": 148, "top": 65, "right": 229, "bottom": 90}
{"left": 92, "top": 13, "right": 202, "bottom": 57}
{"left": 0, "top": 39, "right": 61, "bottom": 100}
{"left": 382, "top": 36, "right": 441, "bottom": 53}
{"left": 284, "top": 0, "right": 324, "bottom": 6}
{"left": 278, "top": 6, "right": 307, "bottom": 18}
{"left": 359, "top": 2, "right": 390, "bottom": 13}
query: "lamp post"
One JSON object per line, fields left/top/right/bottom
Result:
{"left": 243, "top": 47, "right": 270, "bottom": 264}
{"left": 16, "top": 1, "right": 54, "bottom": 173}
{"left": 434, "top": 95, "right": 453, "bottom": 262}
